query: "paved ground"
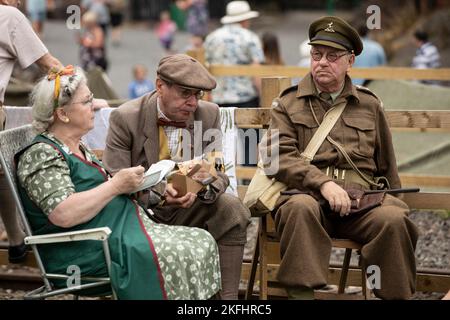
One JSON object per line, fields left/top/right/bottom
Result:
{"left": 41, "top": 10, "right": 352, "bottom": 98}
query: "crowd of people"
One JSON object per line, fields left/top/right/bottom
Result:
{"left": 0, "top": 0, "right": 448, "bottom": 300}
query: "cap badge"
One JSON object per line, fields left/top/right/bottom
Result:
{"left": 325, "top": 22, "right": 335, "bottom": 33}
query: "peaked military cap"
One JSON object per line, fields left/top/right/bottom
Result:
{"left": 157, "top": 54, "right": 217, "bottom": 90}
{"left": 308, "top": 16, "right": 363, "bottom": 56}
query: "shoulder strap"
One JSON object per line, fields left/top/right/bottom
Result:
{"left": 300, "top": 99, "right": 347, "bottom": 162}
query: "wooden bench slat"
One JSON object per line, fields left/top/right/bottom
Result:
{"left": 234, "top": 108, "right": 450, "bottom": 129}
{"left": 209, "top": 65, "right": 450, "bottom": 81}
{"left": 237, "top": 185, "right": 450, "bottom": 210}
{"left": 403, "top": 192, "right": 450, "bottom": 209}
{"left": 235, "top": 166, "right": 450, "bottom": 188}
{"left": 0, "top": 249, "right": 37, "bottom": 268}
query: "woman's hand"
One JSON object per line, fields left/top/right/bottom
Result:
{"left": 110, "top": 166, "right": 145, "bottom": 195}
{"left": 164, "top": 183, "right": 197, "bottom": 209}
{"left": 320, "top": 181, "right": 351, "bottom": 217}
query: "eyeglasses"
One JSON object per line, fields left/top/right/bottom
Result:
{"left": 163, "top": 81, "right": 204, "bottom": 100}
{"left": 310, "top": 50, "right": 349, "bottom": 62}
{"left": 70, "top": 93, "right": 94, "bottom": 107}
{"left": 179, "top": 87, "right": 204, "bottom": 100}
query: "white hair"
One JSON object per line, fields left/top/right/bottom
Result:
{"left": 30, "top": 67, "right": 86, "bottom": 133}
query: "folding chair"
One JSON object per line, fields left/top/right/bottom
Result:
{"left": 0, "top": 125, "right": 115, "bottom": 299}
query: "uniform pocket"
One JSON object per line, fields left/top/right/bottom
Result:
{"left": 289, "top": 111, "right": 319, "bottom": 151}
{"left": 342, "top": 115, "right": 376, "bottom": 158}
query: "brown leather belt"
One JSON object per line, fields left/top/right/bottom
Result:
{"left": 321, "top": 166, "right": 372, "bottom": 189}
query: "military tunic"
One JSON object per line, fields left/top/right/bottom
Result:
{"left": 261, "top": 73, "right": 419, "bottom": 300}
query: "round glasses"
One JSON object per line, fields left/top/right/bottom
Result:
{"left": 310, "top": 50, "right": 349, "bottom": 62}
{"left": 162, "top": 80, "right": 204, "bottom": 100}
{"left": 175, "top": 86, "right": 205, "bottom": 100}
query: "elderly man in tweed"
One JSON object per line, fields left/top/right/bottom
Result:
{"left": 103, "top": 54, "right": 250, "bottom": 300}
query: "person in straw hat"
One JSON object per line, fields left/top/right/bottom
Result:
{"left": 204, "top": 1, "right": 264, "bottom": 168}
{"left": 204, "top": 1, "right": 264, "bottom": 108}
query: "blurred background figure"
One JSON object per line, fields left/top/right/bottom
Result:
{"left": 412, "top": 29, "right": 441, "bottom": 85}
{"left": 353, "top": 25, "right": 387, "bottom": 86}
{"left": 261, "top": 31, "right": 284, "bottom": 65}
{"left": 128, "top": 64, "right": 154, "bottom": 99}
{"left": 298, "top": 39, "right": 311, "bottom": 67}
{"left": 185, "top": 0, "right": 209, "bottom": 48}
{"left": 204, "top": 0, "right": 264, "bottom": 108}
{"left": 81, "top": 0, "right": 111, "bottom": 37}
{"left": 26, "top": 0, "right": 47, "bottom": 38}
{"left": 185, "top": 34, "right": 204, "bottom": 51}
{"left": 108, "top": 0, "right": 127, "bottom": 46}
{"left": 204, "top": 0, "right": 264, "bottom": 170}
{"left": 79, "top": 11, "right": 108, "bottom": 72}
{"left": 155, "top": 10, "right": 177, "bottom": 54}
{"left": 292, "top": 39, "right": 311, "bottom": 85}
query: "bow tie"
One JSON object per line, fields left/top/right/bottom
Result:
{"left": 157, "top": 118, "right": 187, "bottom": 128}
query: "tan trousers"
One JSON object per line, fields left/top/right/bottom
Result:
{"left": 274, "top": 193, "right": 419, "bottom": 300}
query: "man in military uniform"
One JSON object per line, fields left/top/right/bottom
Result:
{"left": 260, "top": 16, "right": 419, "bottom": 300}
{"left": 103, "top": 54, "right": 251, "bottom": 300}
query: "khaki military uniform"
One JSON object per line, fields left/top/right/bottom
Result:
{"left": 261, "top": 73, "right": 419, "bottom": 300}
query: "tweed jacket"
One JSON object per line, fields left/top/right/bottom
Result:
{"left": 103, "top": 90, "right": 229, "bottom": 205}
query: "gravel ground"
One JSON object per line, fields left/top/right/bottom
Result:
{"left": 329, "top": 210, "right": 449, "bottom": 300}
{"left": 0, "top": 210, "right": 448, "bottom": 300}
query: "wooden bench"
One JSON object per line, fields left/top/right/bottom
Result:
{"left": 235, "top": 77, "right": 450, "bottom": 299}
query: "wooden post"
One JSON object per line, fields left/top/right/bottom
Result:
{"left": 185, "top": 47, "right": 206, "bottom": 66}
{"left": 260, "top": 77, "right": 291, "bottom": 108}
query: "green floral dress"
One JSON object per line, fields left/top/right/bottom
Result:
{"left": 17, "top": 132, "right": 221, "bottom": 300}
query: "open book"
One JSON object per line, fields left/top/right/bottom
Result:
{"left": 131, "top": 160, "right": 176, "bottom": 193}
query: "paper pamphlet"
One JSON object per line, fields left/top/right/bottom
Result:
{"left": 131, "top": 159, "right": 176, "bottom": 193}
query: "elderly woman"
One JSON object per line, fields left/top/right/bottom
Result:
{"left": 16, "top": 66, "right": 221, "bottom": 300}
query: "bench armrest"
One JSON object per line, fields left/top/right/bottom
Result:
{"left": 24, "top": 227, "right": 112, "bottom": 245}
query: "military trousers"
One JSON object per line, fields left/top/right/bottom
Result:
{"left": 274, "top": 193, "right": 419, "bottom": 300}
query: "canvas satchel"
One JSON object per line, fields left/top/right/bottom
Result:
{"left": 244, "top": 100, "right": 347, "bottom": 216}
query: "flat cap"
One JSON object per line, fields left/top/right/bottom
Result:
{"left": 157, "top": 54, "right": 216, "bottom": 90}
{"left": 308, "top": 16, "right": 363, "bottom": 56}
